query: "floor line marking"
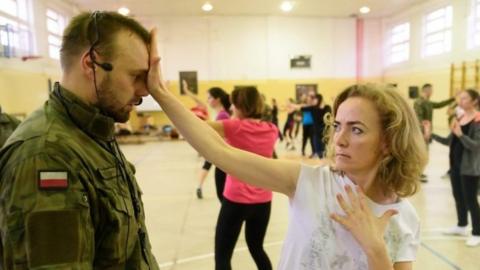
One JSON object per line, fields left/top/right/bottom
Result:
{"left": 420, "top": 242, "right": 462, "bottom": 270}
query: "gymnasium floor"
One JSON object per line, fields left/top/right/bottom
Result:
{"left": 121, "top": 137, "right": 478, "bottom": 270}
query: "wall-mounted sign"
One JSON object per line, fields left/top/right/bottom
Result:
{"left": 409, "top": 86, "right": 419, "bottom": 99}
{"left": 290, "top": 55, "right": 311, "bottom": 68}
{"left": 295, "top": 84, "right": 317, "bottom": 101}
{"left": 179, "top": 71, "right": 198, "bottom": 95}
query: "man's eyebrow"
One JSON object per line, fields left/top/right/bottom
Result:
{"left": 130, "top": 68, "right": 148, "bottom": 74}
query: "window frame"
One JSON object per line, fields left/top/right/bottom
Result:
{"left": 46, "top": 7, "right": 67, "bottom": 60}
{"left": 467, "top": 0, "right": 480, "bottom": 49}
{"left": 421, "top": 5, "right": 453, "bottom": 57}
{"left": 387, "top": 21, "right": 411, "bottom": 65}
{"left": 0, "top": 0, "right": 32, "bottom": 58}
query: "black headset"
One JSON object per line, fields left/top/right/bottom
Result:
{"left": 88, "top": 11, "right": 143, "bottom": 106}
{"left": 89, "top": 11, "right": 113, "bottom": 72}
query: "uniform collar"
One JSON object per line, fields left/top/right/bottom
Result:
{"left": 0, "top": 114, "right": 9, "bottom": 124}
{"left": 51, "top": 82, "right": 115, "bottom": 142}
{"left": 419, "top": 96, "right": 427, "bottom": 101}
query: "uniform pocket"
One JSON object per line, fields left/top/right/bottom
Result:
{"left": 94, "top": 166, "right": 138, "bottom": 265}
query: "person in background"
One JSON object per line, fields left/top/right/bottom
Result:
{"left": 146, "top": 33, "right": 427, "bottom": 269}
{"left": 414, "top": 83, "right": 455, "bottom": 182}
{"left": 0, "top": 105, "right": 21, "bottom": 148}
{"left": 183, "top": 80, "right": 231, "bottom": 200}
{"left": 282, "top": 98, "right": 297, "bottom": 151}
{"left": 432, "top": 89, "right": 480, "bottom": 247}
{"left": 293, "top": 109, "right": 302, "bottom": 140}
{"left": 312, "top": 94, "right": 331, "bottom": 158}
{"left": 260, "top": 94, "right": 280, "bottom": 159}
{"left": 300, "top": 92, "right": 316, "bottom": 157}
{"left": 292, "top": 93, "right": 331, "bottom": 159}
{"left": 271, "top": 98, "right": 283, "bottom": 141}
{"left": 184, "top": 85, "right": 278, "bottom": 269}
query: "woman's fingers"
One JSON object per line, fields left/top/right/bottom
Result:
{"left": 336, "top": 193, "right": 354, "bottom": 216}
{"left": 356, "top": 186, "right": 367, "bottom": 212}
{"left": 345, "top": 185, "right": 359, "bottom": 210}
{"left": 336, "top": 185, "right": 362, "bottom": 216}
{"left": 330, "top": 213, "right": 352, "bottom": 230}
{"left": 148, "top": 28, "right": 169, "bottom": 92}
{"left": 380, "top": 209, "right": 398, "bottom": 225}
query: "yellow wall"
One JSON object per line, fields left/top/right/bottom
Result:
{"left": 145, "top": 78, "right": 358, "bottom": 128}
{"left": 6, "top": 67, "right": 449, "bottom": 134}
{"left": 2, "top": 68, "right": 394, "bottom": 131}
{"left": 0, "top": 68, "right": 60, "bottom": 116}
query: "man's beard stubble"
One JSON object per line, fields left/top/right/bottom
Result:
{"left": 96, "top": 75, "right": 130, "bottom": 123}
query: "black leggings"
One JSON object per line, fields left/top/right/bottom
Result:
{"left": 215, "top": 167, "right": 226, "bottom": 202}
{"left": 215, "top": 199, "right": 272, "bottom": 270}
{"left": 301, "top": 124, "right": 314, "bottom": 155}
{"left": 450, "top": 168, "right": 480, "bottom": 235}
{"left": 202, "top": 160, "right": 226, "bottom": 202}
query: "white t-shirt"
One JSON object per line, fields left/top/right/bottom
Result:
{"left": 277, "top": 165, "right": 420, "bottom": 270}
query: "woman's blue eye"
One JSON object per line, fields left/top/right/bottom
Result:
{"left": 333, "top": 123, "right": 340, "bottom": 132}
{"left": 352, "top": 127, "right": 363, "bottom": 134}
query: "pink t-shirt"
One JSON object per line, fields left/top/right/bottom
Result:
{"left": 216, "top": 110, "right": 230, "bottom": 121}
{"left": 222, "top": 119, "right": 278, "bottom": 204}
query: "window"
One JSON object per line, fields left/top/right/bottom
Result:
{"left": 388, "top": 22, "right": 410, "bottom": 64}
{"left": 422, "top": 6, "right": 452, "bottom": 57}
{"left": 0, "top": 0, "right": 31, "bottom": 58}
{"left": 468, "top": 0, "right": 480, "bottom": 48}
{"left": 0, "top": 0, "right": 28, "bottom": 20}
{"left": 46, "top": 9, "right": 66, "bottom": 60}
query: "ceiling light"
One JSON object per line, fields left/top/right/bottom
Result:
{"left": 280, "top": 1, "right": 294, "bottom": 12}
{"left": 118, "top": 7, "right": 130, "bottom": 16}
{"left": 202, "top": 2, "right": 213, "bottom": 12}
{"left": 359, "top": 6, "right": 370, "bottom": 14}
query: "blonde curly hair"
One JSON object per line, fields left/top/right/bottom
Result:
{"left": 324, "top": 84, "right": 428, "bottom": 197}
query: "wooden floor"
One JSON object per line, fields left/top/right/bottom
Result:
{"left": 121, "top": 138, "right": 479, "bottom": 270}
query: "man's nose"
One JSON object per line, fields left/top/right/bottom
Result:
{"left": 137, "top": 82, "right": 149, "bottom": 97}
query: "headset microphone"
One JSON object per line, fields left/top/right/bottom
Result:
{"left": 134, "top": 99, "right": 143, "bottom": 106}
{"left": 92, "top": 59, "right": 113, "bottom": 72}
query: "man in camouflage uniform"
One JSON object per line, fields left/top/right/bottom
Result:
{"left": 0, "top": 12, "right": 159, "bottom": 269}
{"left": 0, "top": 105, "right": 21, "bottom": 147}
{"left": 414, "top": 83, "right": 454, "bottom": 182}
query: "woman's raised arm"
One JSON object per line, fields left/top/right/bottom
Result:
{"left": 145, "top": 29, "right": 300, "bottom": 197}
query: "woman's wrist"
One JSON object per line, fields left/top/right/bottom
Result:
{"left": 364, "top": 241, "right": 393, "bottom": 270}
{"left": 364, "top": 239, "right": 388, "bottom": 257}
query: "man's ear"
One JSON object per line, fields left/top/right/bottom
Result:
{"left": 80, "top": 51, "right": 95, "bottom": 80}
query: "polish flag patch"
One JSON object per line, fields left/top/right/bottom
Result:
{"left": 38, "top": 171, "right": 69, "bottom": 190}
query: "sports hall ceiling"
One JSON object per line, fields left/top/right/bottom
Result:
{"left": 68, "top": 0, "right": 427, "bottom": 18}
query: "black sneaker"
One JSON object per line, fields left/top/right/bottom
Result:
{"left": 196, "top": 188, "right": 203, "bottom": 199}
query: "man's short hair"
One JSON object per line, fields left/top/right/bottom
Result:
{"left": 421, "top": 83, "right": 432, "bottom": 91}
{"left": 60, "top": 11, "right": 150, "bottom": 72}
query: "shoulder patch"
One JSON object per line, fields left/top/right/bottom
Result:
{"left": 38, "top": 171, "right": 69, "bottom": 190}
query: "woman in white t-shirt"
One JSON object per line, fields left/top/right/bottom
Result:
{"left": 146, "top": 35, "right": 427, "bottom": 269}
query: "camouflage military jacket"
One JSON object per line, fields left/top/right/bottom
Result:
{"left": 413, "top": 96, "right": 454, "bottom": 123}
{"left": 0, "top": 84, "right": 159, "bottom": 270}
{"left": 0, "top": 111, "right": 20, "bottom": 148}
